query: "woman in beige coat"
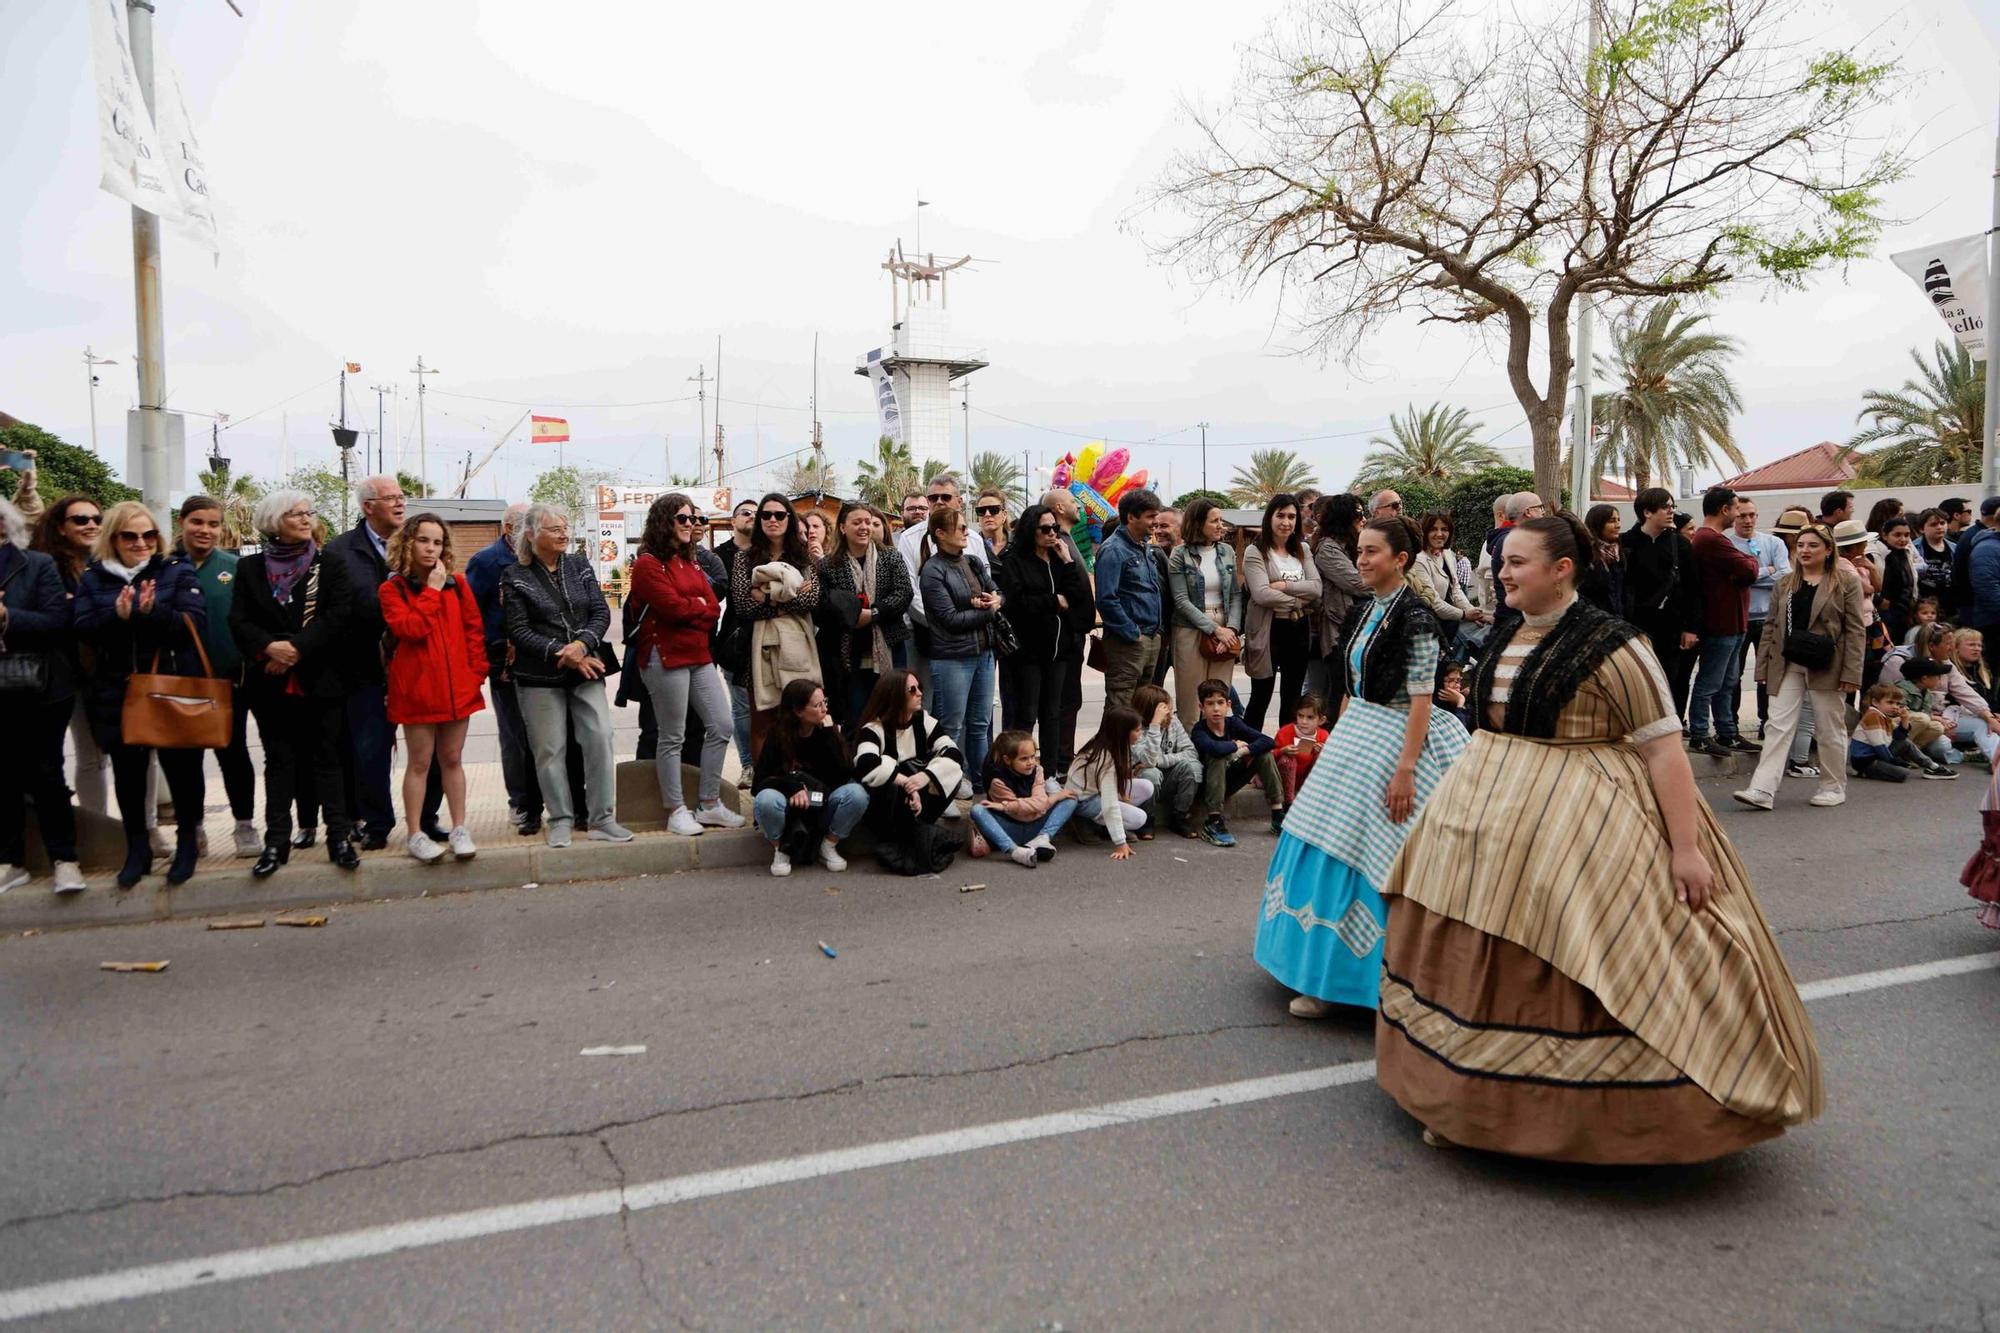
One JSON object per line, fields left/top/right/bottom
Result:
{"left": 1733, "top": 522, "right": 1866, "bottom": 810}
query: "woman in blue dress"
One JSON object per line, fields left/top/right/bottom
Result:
{"left": 1253, "top": 514, "right": 1468, "bottom": 1018}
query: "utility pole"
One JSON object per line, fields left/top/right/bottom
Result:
{"left": 124, "top": 0, "right": 170, "bottom": 513}
{"left": 1021, "top": 448, "right": 1030, "bottom": 510}
{"left": 370, "top": 383, "right": 392, "bottom": 476}
{"left": 83, "top": 347, "right": 118, "bottom": 454}
{"left": 962, "top": 382, "right": 971, "bottom": 479}
{"left": 1198, "top": 421, "right": 1210, "bottom": 492}
{"left": 1984, "top": 86, "right": 2000, "bottom": 498}
{"left": 712, "top": 336, "right": 726, "bottom": 488}
{"left": 687, "top": 364, "right": 710, "bottom": 486}
{"left": 1569, "top": 0, "right": 1602, "bottom": 512}
{"left": 410, "top": 356, "right": 438, "bottom": 497}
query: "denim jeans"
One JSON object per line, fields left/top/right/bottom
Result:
{"left": 969, "top": 796, "right": 1078, "bottom": 852}
{"left": 639, "top": 660, "right": 732, "bottom": 811}
{"left": 1687, "top": 632, "right": 1745, "bottom": 740}
{"left": 1956, "top": 715, "right": 2000, "bottom": 763}
{"left": 752, "top": 782, "right": 868, "bottom": 842}
{"left": 930, "top": 652, "right": 996, "bottom": 780}
{"left": 723, "top": 667, "right": 754, "bottom": 774}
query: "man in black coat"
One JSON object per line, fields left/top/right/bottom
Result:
{"left": 323, "top": 475, "right": 442, "bottom": 847}
{"left": 1619, "top": 486, "right": 1703, "bottom": 722}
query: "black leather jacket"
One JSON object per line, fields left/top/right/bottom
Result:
{"left": 500, "top": 552, "right": 614, "bottom": 687}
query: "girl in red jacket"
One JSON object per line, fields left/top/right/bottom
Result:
{"left": 381, "top": 513, "right": 487, "bottom": 864}
{"left": 629, "top": 493, "right": 744, "bottom": 837}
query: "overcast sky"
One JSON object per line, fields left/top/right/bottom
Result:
{"left": 2, "top": 0, "right": 1995, "bottom": 511}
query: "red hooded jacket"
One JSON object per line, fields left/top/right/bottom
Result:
{"left": 381, "top": 573, "right": 489, "bottom": 724}
{"left": 628, "top": 551, "right": 719, "bottom": 670}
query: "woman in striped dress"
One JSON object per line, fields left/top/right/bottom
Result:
{"left": 1253, "top": 515, "right": 1468, "bottom": 1019}
{"left": 1376, "top": 514, "right": 1824, "bottom": 1163}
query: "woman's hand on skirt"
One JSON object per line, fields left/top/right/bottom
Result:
{"left": 1384, "top": 767, "right": 1416, "bottom": 824}
{"left": 1672, "top": 847, "right": 1716, "bottom": 912}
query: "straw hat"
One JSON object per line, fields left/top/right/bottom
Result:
{"left": 1772, "top": 508, "right": 1813, "bottom": 536}
{"left": 1831, "top": 518, "right": 1870, "bottom": 549}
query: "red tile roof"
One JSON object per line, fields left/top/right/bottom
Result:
{"left": 1720, "top": 442, "right": 1858, "bottom": 492}
{"left": 1591, "top": 479, "right": 1636, "bottom": 500}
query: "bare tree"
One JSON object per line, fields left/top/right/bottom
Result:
{"left": 1149, "top": 0, "right": 1900, "bottom": 504}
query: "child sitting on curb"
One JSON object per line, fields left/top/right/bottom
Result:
{"left": 1063, "top": 706, "right": 1154, "bottom": 859}
{"left": 1187, "top": 678, "right": 1282, "bottom": 847}
{"left": 1890, "top": 661, "right": 1961, "bottom": 777}
{"left": 1271, "top": 693, "right": 1330, "bottom": 808}
{"left": 1851, "top": 685, "right": 1954, "bottom": 782}
{"left": 971, "top": 730, "right": 1080, "bottom": 869}
{"left": 1132, "top": 683, "right": 1202, "bottom": 837}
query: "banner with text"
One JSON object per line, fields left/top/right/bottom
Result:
{"left": 87, "top": 0, "right": 176, "bottom": 217}
{"left": 1891, "top": 234, "right": 1988, "bottom": 361}
{"left": 155, "top": 61, "right": 219, "bottom": 256}
{"left": 593, "top": 512, "right": 626, "bottom": 581}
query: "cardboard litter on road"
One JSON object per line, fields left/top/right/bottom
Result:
{"left": 273, "top": 914, "right": 328, "bottom": 928}
{"left": 206, "top": 918, "right": 266, "bottom": 931}
{"left": 99, "top": 960, "right": 169, "bottom": 973}
{"left": 579, "top": 1045, "right": 646, "bottom": 1057}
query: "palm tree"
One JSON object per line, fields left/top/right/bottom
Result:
{"left": 1840, "top": 341, "right": 1985, "bottom": 486}
{"left": 1228, "top": 448, "right": 1318, "bottom": 508}
{"left": 1590, "top": 301, "right": 1746, "bottom": 490}
{"left": 1353, "top": 404, "right": 1499, "bottom": 488}
{"left": 776, "top": 454, "right": 842, "bottom": 497}
{"left": 854, "top": 436, "right": 919, "bottom": 508}
{"left": 969, "top": 450, "right": 1024, "bottom": 503}
{"left": 194, "top": 465, "right": 266, "bottom": 548}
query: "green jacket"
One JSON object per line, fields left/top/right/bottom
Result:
{"left": 171, "top": 549, "right": 243, "bottom": 677}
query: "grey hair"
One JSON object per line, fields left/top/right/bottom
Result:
{"left": 930, "top": 473, "right": 961, "bottom": 493}
{"left": 1368, "top": 489, "right": 1399, "bottom": 513}
{"left": 501, "top": 501, "right": 530, "bottom": 537}
{"left": 0, "top": 496, "right": 26, "bottom": 549}
{"left": 356, "top": 474, "right": 398, "bottom": 503}
{"left": 515, "top": 502, "right": 571, "bottom": 563}
{"left": 253, "top": 489, "right": 313, "bottom": 540}
{"left": 1503, "top": 491, "right": 1542, "bottom": 520}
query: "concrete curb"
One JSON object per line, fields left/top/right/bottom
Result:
{"left": 0, "top": 825, "right": 775, "bottom": 935}
{"left": 1, "top": 748, "right": 1766, "bottom": 935}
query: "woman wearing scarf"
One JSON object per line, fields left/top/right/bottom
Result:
{"left": 816, "top": 502, "right": 913, "bottom": 726}
{"left": 72, "top": 501, "right": 210, "bottom": 887}
{"left": 229, "top": 490, "right": 359, "bottom": 876}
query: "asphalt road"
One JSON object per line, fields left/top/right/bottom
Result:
{"left": 2, "top": 771, "right": 1997, "bottom": 1331}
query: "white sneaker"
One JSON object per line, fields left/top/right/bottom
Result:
{"left": 695, "top": 802, "right": 745, "bottom": 829}
{"left": 1009, "top": 846, "right": 1039, "bottom": 869}
{"left": 1289, "top": 995, "right": 1333, "bottom": 1019}
{"left": 770, "top": 849, "right": 793, "bottom": 877}
{"left": 1730, "top": 789, "right": 1774, "bottom": 811}
{"left": 1808, "top": 789, "right": 1846, "bottom": 808}
{"left": 1027, "top": 834, "right": 1057, "bottom": 863}
{"left": 53, "top": 861, "right": 86, "bottom": 894}
{"left": 546, "top": 818, "right": 573, "bottom": 849}
{"left": 667, "top": 808, "right": 705, "bottom": 837}
{"left": 232, "top": 820, "right": 261, "bottom": 857}
{"left": 589, "top": 821, "right": 635, "bottom": 843}
{"left": 448, "top": 827, "right": 477, "bottom": 860}
{"left": 820, "top": 840, "right": 848, "bottom": 873}
{"left": 0, "top": 865, "right": 29, "bottom": 895}
{"left": 406, "top": 831, "right": 445, "bottom": 864}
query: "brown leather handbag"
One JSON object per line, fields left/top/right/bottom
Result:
{"left": 122, "top": 612, "right": 233, "bottom": 750}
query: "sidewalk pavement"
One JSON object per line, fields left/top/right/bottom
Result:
{"left": 7, "top": 659, "right": 1764, "bottom": 932}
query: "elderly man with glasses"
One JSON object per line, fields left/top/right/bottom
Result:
{"left": 325, "top": 474, "right": 444, "bottom": 850}
{"left": 1369, "top": 489, "right": 1404, "bottom": 519}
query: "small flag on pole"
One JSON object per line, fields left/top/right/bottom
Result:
{"left": 531, "top": 415, "right": 570, "bottom": 444}
{"left": 344, "top": 361, "right": 361, "bottom": 373}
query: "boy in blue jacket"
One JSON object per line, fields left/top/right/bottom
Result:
{"left": 1188, "top": 677, "right": 1283, "bottom": 846}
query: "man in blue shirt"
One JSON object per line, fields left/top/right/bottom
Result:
{"left": 466, "top": 503, "right": 546, "bottom": 835}
{"left": 1092, "top": 488, "right": 1164, "bottom": 712}
{"left": 1724, "top": 498, "right": 1789, "bottom": 740}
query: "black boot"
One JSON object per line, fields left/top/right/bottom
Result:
{"left": 290, "top": 826, "right": 317, "bottom": 850}
{"left": 166, "top": 831, "right": 201, "bottom": 886}
{"left": 253, "top": 836, "right": 290, "bottom": 879}
{"left": 116, "top": 840, "right": 152, "bottom": 889}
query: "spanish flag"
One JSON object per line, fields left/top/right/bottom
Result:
{"left": 531, "top": 415, "right": 570, "bottom": 445}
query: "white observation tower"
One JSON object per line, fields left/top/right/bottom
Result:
{"left": 856, "top": 241, "right": 988, "bottom": 471}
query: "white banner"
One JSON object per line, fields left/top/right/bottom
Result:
{"left": 864, "top": 348, "right": 903, "bottom": 446}
{"left": 1891, "top": 234, "right": 1988, "bottom": 361}
{"left": 593, "top": 512, "right": 626, "bottom": 581}
{"left": 155, "top": 61, "right": 219, "bottom": 257}
{"left": 86, "top": 0, "right": 176, "bottom": 217}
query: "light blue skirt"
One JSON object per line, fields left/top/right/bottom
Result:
{"left": 1253, "top": 834, "right": 1385, "bottom": 1008}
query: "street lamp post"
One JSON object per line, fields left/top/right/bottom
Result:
{"left": 83, "top": 348, "right": 119, "bottom": 454}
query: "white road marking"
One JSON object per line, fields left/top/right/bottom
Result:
{"left": 3, "top": 950, "right": 1995, "bottom": 1323}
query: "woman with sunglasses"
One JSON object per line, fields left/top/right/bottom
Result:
{"left": 996, "top": 504, "right": 1092, "bottom": 762}
{"left": 852, "top": 668, "right": 964, "bottom": 874}
{"left": 629, "top": 493, "right": 743, "bottom": 838}
{"left": 72, "top": 501, "right": 210, "bottom": 887}
{"left": 973, "top": 490, "right": 1011, "bottom": 562}
{"left": 919, "top": 505, "right": 1003, "bottom": 785}
{"left": 731, "top": 493, "right": 822, "bottom": 759}
{"left": 34, "top": 494, "right": 112, "bottom": 813}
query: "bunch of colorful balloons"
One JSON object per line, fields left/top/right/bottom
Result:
{"left": 1049, "top": 442, "right": 1149, "bottom": 542}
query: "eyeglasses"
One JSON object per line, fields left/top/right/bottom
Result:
{"left": 117, "top": 529, "right": 159, "bottom": 544}
{"left": 759, "top": 510, "right": 790, "bottom": 522}
{"left": 905, "top": 682, "right": 923, "bottom": 696}
{"left": 672, "top": 514, "right": 697, "bottom": 526}
{"left": 1035, "top": 523, "right": 1059, "bottom": 534}
{"left": 1378, "top": 502, "right": 1403, "bottom": 513}
{"left": 927, "top": 493, "right": 953, "bottom": 506}
{"left": 284, "top": 507, "right": 314, "bottom": 521}
{"left": 67, "top": 513, "right": 103, "bottom": 527}
{"left": 974, "top": 504, "right": 1003, "bottom": 517}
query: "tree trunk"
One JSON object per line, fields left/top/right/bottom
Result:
{"left": 1529, "top": 405, "right": 1565, "bottom": 512}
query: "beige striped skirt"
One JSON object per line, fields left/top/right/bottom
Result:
{"left": 1376, "top": 730, "right": 1824, "bottom": 1164}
